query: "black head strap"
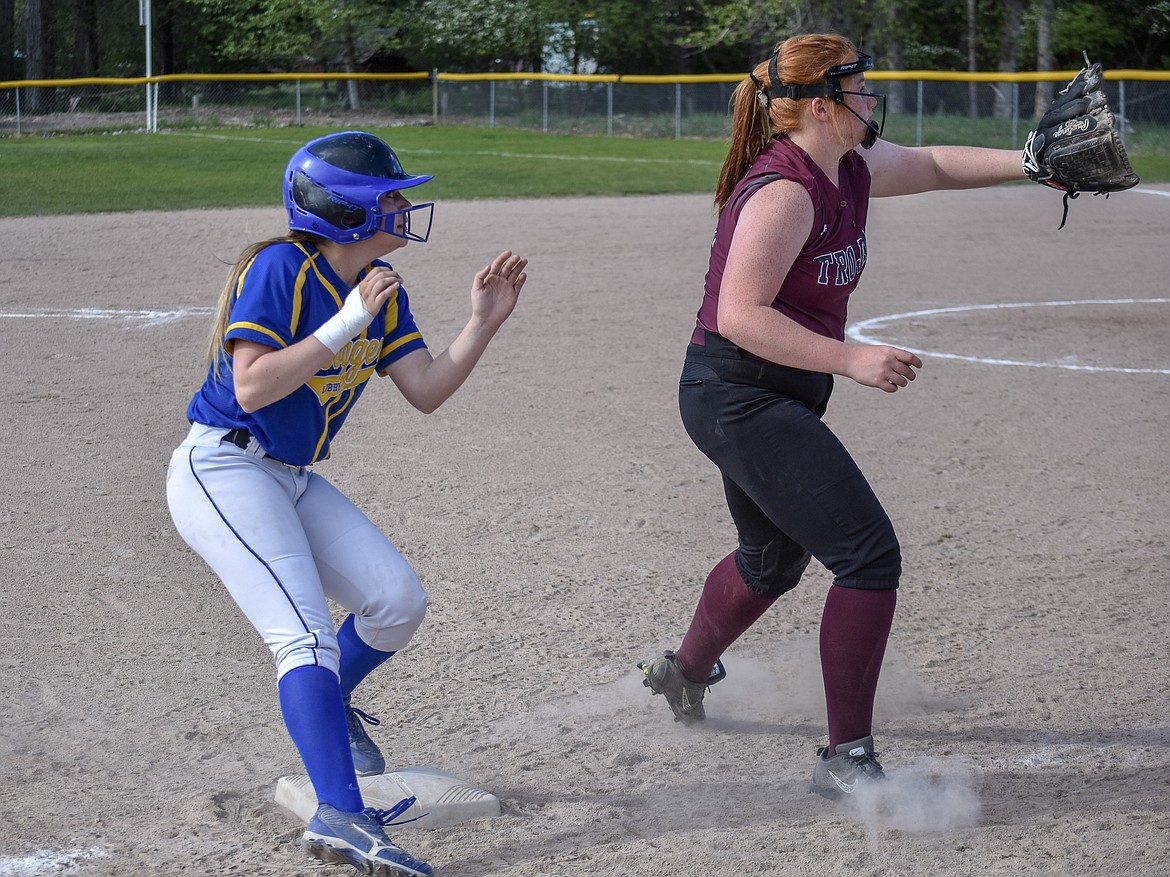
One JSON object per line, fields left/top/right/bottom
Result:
{"left": 759, "top": 51, "right": 874, "bottom": 104}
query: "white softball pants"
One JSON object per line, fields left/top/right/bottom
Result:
{"left": 166, "top": 424, "right": 427, "bottom": 680}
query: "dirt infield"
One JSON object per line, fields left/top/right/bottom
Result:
{"left": 1, "top": 185, "right": 1167, "bottom": 876}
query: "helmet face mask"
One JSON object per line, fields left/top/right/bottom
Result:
{"left": 370, "top": 200, "right": 434, "bottom": 243}
{"left": 283, "top": 131, "right": 434, "bottom": 243}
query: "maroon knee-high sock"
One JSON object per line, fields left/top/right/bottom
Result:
{"left": 676, "top": 551, "right": 777, "bottom": 682}
{"left": 819, "top": 586, "right": 897, "bottom": 751}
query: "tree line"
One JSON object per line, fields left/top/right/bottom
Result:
{"left": 5, "top": 1, "right": 1168, "bottom": 89}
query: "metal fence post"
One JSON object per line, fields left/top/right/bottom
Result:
{"left": 1119, "top": 80, "right": 1127, "bottom": 146}
{"left": 675, "top": 82, "right": 681, "bottom": 139}
{"left": 15, "top": 87, "right": 20, "bottom": 135}
{"left": 1012, "top": 81, "right": 1019, "bottom": 145}
{"left": 543, "top": 81, "right": 549, "bottom": 133}
{"left": 141, "top": 0, "right": 153, "bottom": 132}
{"left": 432, "top": 69, "right": 439, "bottom": 125}
{"left": 607, "top": 82, "right": 613, "bottom": 135}
{"left": 295, "top": 79, "right": 301, "bottom": 126}
{"left": 489, "top": 80, "right": 495, "bottom": 128}
{"left": 916, "top": 79, "right": 924, "bottom": 146}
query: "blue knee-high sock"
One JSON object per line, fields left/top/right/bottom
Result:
{"left": 278, "top": 665, "right": 364, "bottom": 813}
{"left": 337, "top": 613, "right": 397, "bottom": 701}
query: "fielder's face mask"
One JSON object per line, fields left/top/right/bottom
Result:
{"left": 753, "top": 51, "right": 886, "bottom": 149}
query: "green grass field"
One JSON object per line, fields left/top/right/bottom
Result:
{"left": 0, "top": 124, "right": 1164, "bottom": 217}
{"left": 0, "top": 127, "right": 729, "bottom": 217}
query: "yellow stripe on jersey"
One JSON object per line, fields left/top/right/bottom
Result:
{"left": 291, "top": 259, "right": 308, "bottom": 337}
{"left": 298, "top": 241, "right": 345, "bottom": 307}
{"left": 294, "top": 241, "right": 351, "bottom": 337}
{"left": 383, "top": 331, "right": 423, "bottom": 357}
{"left": 224, "top": 263, "right": 254, "bottom": 355}
{"left": 234, "top": 247, "right": 272, "bottom": 300}
{"left": 230, "top": 246, "right": 308, "bottom": 345}
{"left": 384, "top": 289, "right": 399, "bottom": 332}
{"left": 311, "top": 369, "right": 375, "bottom": 462}
{"left": 227, "top": 321, "right": 288, "bottom": 348}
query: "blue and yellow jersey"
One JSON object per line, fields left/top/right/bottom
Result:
{"left": 187, "top": 241, "right": 427, "bottom": 465}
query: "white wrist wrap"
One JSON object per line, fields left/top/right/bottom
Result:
{"left": 313, "top": 286, "right": 375, "bottom": 355}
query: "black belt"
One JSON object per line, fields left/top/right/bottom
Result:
{"left": 222, "top": 428, "right": 297, "bottom": 467}
{"left": 223, "top": 428, "right": 253, "bottom": 450}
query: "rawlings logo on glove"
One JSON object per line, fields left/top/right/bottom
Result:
{"left": 1022, "top": 51, "right": 1139, "bottom": 227}
{"left": 1054, "top": 117, "right": 1093, "bottom": 137}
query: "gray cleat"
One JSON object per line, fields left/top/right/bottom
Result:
{"left": 810, "top": 735, "right": 887, "bottom": 799}
{"left": 637, "top": 650, "right": 726, "bottom": 723}
{"left": 302, "top": 802, "right": 431, "bottom": 877}
{"left": 344, "top": 697, "right": 387, "bottom": 777}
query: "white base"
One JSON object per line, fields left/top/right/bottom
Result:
{"left": 275, "top": 767, "right": 501, "bottom": 830}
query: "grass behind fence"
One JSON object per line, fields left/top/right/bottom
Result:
{"left": 0, "top": 123, "right": 1165, "bottom": 218}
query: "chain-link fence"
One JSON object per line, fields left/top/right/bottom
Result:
{"left": 2, "top": 72, "right": 1168, "bottom": 153}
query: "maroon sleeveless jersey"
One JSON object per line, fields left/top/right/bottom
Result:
{"left": 696, "top": 135, "right": 871, "bottom": 342}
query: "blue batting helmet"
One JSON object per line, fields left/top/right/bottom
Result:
{"left": 283, "top": 131, "right": 434, "bottom": 243}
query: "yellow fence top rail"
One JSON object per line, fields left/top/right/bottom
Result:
{"left": 436, "top": 71, "right": 621, "bottom": 83}
{"left": 3, "top": 68, "right": 1168, "bottom": 90}
{"left": 872, "top": 69, "right": 1170, "bottom": 82}
{"left": 0, "top": 71, "right": 431, "bottom": 88}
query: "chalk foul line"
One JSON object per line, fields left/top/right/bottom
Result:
{"left": 0, "top": 307, "right": 215, "bottom": 327}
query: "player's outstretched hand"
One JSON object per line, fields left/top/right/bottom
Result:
{"left": 472, "top": 251, "right": 528, "bottom": 329}
{"left": 847, "top": 344, "right": 923, "bottom": 393}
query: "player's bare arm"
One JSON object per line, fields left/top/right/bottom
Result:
{"left": 718, "top": 182, "right": 919, "bottom": 391}
{"left": 717, "top": 180, "right": 818, "bottom": 361}
{"left": 232, "top": 271, "right": 398, "bottom": 413}
{"left": 231, "top": 340, "right": 334, "bottom": 413}
{"left": 863, "top": 138, "right": 1024, "bottom": 197}
{"left": 385, "top": 250, "right": 528, "bottom": 413}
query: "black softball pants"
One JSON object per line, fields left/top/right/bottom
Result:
{"left": 679, "top": 332, "right": 901, "bottom": 594}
